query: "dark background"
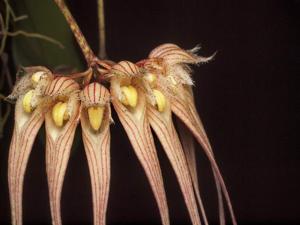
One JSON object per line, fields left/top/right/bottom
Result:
{"left": 0, "top": 0, "right": 297, "bottom": 224}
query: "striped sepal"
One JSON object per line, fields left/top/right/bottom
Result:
{"left": 8, "top": 99, "right": 48, "bottom": 225}
{"left": 110, "top": 78, "right": 170, "bottom": 225}
{"left": 110, "top": 61, "right": 140, "bottom": 77}
{"left": 176, "top": 119, "right": 209, "bottom": 225}
{"left": 80, "top": 82, "right": 110, "bottom": 107}
{"left": 173, "top": 86, "right": 223, "bottom": 225}
{"left": 149, "top": 43, "right": 211, "bottom": 65}
{"left": 149, "top": 43, "right": 197, "bottom": 64}
{"left": 147, "top": 96, "right": 201, "bottom": 225}
{"left": 171, "top": 86, "right": 237, "bottom": 225}
{"left": 44, "top": 77, "right": 79, "bottom": 97}
{"left": 45, "top": 97, "right": 81, "bottom": 225}
{"left": 80, "top": 83, "right": 111, "bottom": 225}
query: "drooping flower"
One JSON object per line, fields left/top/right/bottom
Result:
{"left": 133, "top": 56, "right": 204, "bottom": 225}
{"left": 7, "top": 66, "right": 54, "bottom": 225}
{"left": 80, "top": 82, "right": 111, "bottom": 225}
{"left": 44, "top": 77, "right": 81, "bottom": 225}
{"left": 109, "top": 61, "right": 170, "bottom": 225}
{"left": 140, "top": 43, "right": 236, "bottom": 225}
{"left": 7, "top": 44, "right": 237, "bottom": 225}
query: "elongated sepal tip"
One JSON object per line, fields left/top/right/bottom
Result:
{"left": 120, "top": 85, "right": 138, "bottom": 108}
{"left": 153, "top": 89, "right": 166, "bottom": 112}
{"left": 88, "top": 106, "right": 105, "bottom": 131}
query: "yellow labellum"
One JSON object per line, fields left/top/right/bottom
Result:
{"left": 153, "top": 89, "right": 166, "bottom": 112}
{"left": 22, "top": 90, "right": 34, "bottom": 113}
{"left": 88, "top": 106, "right": 105, "bottom": 131}
{"left": 31, "top": 71, "right": 45, "bottom": 84}
{"left": 52, "top": 102, "right": 69, "bottom": 127}
{"left": 120, "top": 85, "right": 138, "bottom": 108}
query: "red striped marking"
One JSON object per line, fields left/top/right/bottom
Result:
{"left": 149, "top": 43, "right": 179, "bottom": 58}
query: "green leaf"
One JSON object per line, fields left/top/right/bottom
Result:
{"left": 11, "top": 0, "right": 85, "bottom": 72}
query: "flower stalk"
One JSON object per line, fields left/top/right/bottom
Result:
{"left": 53, "top": 0, "right": 96, "bottom": 65}
{"left": 97, "top": 0, "right": 107, "bottom": 59}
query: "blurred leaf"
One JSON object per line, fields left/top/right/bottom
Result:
{"left": 11, "top": 0, "right": 85, "bottom": 72}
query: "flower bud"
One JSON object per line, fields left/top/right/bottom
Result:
{"left": 120, "top": 85, "right": 138, "bottom": 108}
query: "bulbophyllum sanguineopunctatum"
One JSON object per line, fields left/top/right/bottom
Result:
{"left": 6, "top": 1, "right": 237, "bottom": 225}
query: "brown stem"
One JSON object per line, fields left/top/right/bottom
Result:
{"left": 97, "top": 0, "right": 107, "bottom": 59}
{"left": 53, "top": 0, "right": 96, "bottom": 65}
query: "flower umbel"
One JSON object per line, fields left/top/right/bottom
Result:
{"left": 7, "top": 2, "right": 237, "bottom": 225}
{"left": 8, "top": 44, "right": 237, "bottom": 225}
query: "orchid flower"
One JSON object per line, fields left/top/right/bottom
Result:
{"left": 80, "top": 82, "right": 111, "bottom": 225}
{"left": 140, "top": 43, "right": 237, "bottom": 225}
{"left": 44, "top": 76, "right": 81, "bottom": 225}
{"left": 7, "top": 43, "right": 237, "bottom": 225}
{"left": 7, "top": 1, "right": 237, "bottom": 225}
{"left": 7, "top": 66, "right": 53, "bottom": 225}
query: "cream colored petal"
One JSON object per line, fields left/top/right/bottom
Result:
{"left": 174, "top": 87, "right": 223, "bottom": 225}
{"left": 80, "top": 82, "right": 110, "bottom": 108}
{"left": 149, "top": 43, "right": 180, "bottom": 59}
{"left": 111, "top": 78, "right": 170, "bottom": 225}
{"left": 8, "top": 99, "right": 49, "bottom": 225}
{"left": 176, "top": 120, "right": 209, "bottom": 225}
{"left": 44, "top": 77, "right": 80, "bottom": 97}
{"left": 45, "top": 97, "right": 81, "bottom": 225}
{"left": 110, "top": 60, "right": 140, "bottom": 77}
{"left": 182, "top": 87, "right": 225, "bottom": 225}
{"left": 149, "top": 43, "right": 212, "bottom": 65}
{"left": 147, "top": 97, "right": 201, "bottom": 225}
{"left": 80, "top": 83, "right": 111, "bottom": 225}
{"left": 171, "top": 86, "right": 236, "bottom": 225}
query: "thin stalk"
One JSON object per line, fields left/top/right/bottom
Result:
{"left": 0, "top": 0, "right": 10, "bottom": 55}
{"left": 0, "top": 30, "right": 64, "bottom": 48}
{"left": 97, "top": 0, "right": 107, "bottom": 59}
{"left": 53, "top": 0, "right": 96, "bottom": 65}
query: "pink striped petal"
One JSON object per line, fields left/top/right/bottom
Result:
{"left": 147, "top": 97, "right": 201, "bottom": 225}
{"left": 45, "top": 78, "right": 81, "bottom": 225}
{"left": 8, "top": 67, "right": 53, "bottom": 225}
{"left": 8, "top": 100, "right": 49, "bottom": 225}
{"left": 174, "top": 87, "right": 224, "bottom": 225}
{"left": 110, "top": 61, "right": 140, "bottom": 77}
{"left": 44, "top": 77, "right": 79, "bottom": 97}
{"left": 171, "top": 85, "right": 236, "bottom": 225}
{"left": 80, "top": 83, "right": 111, "bottom": 225}
{"left": 110, "top": 78, "right": 170, "bottom": 225}
{"left": 149, "top": 43, "right": 211, "bottom": 65}
{"left": 181, "top": 87, "right": 225, "bottom": 225}
{"left": 176, "top": 120, "right": 209, "bottom": 225}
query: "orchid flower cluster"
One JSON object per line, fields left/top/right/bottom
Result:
{"left": 7, "top": 43, "right": 237, "bottom": 225}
